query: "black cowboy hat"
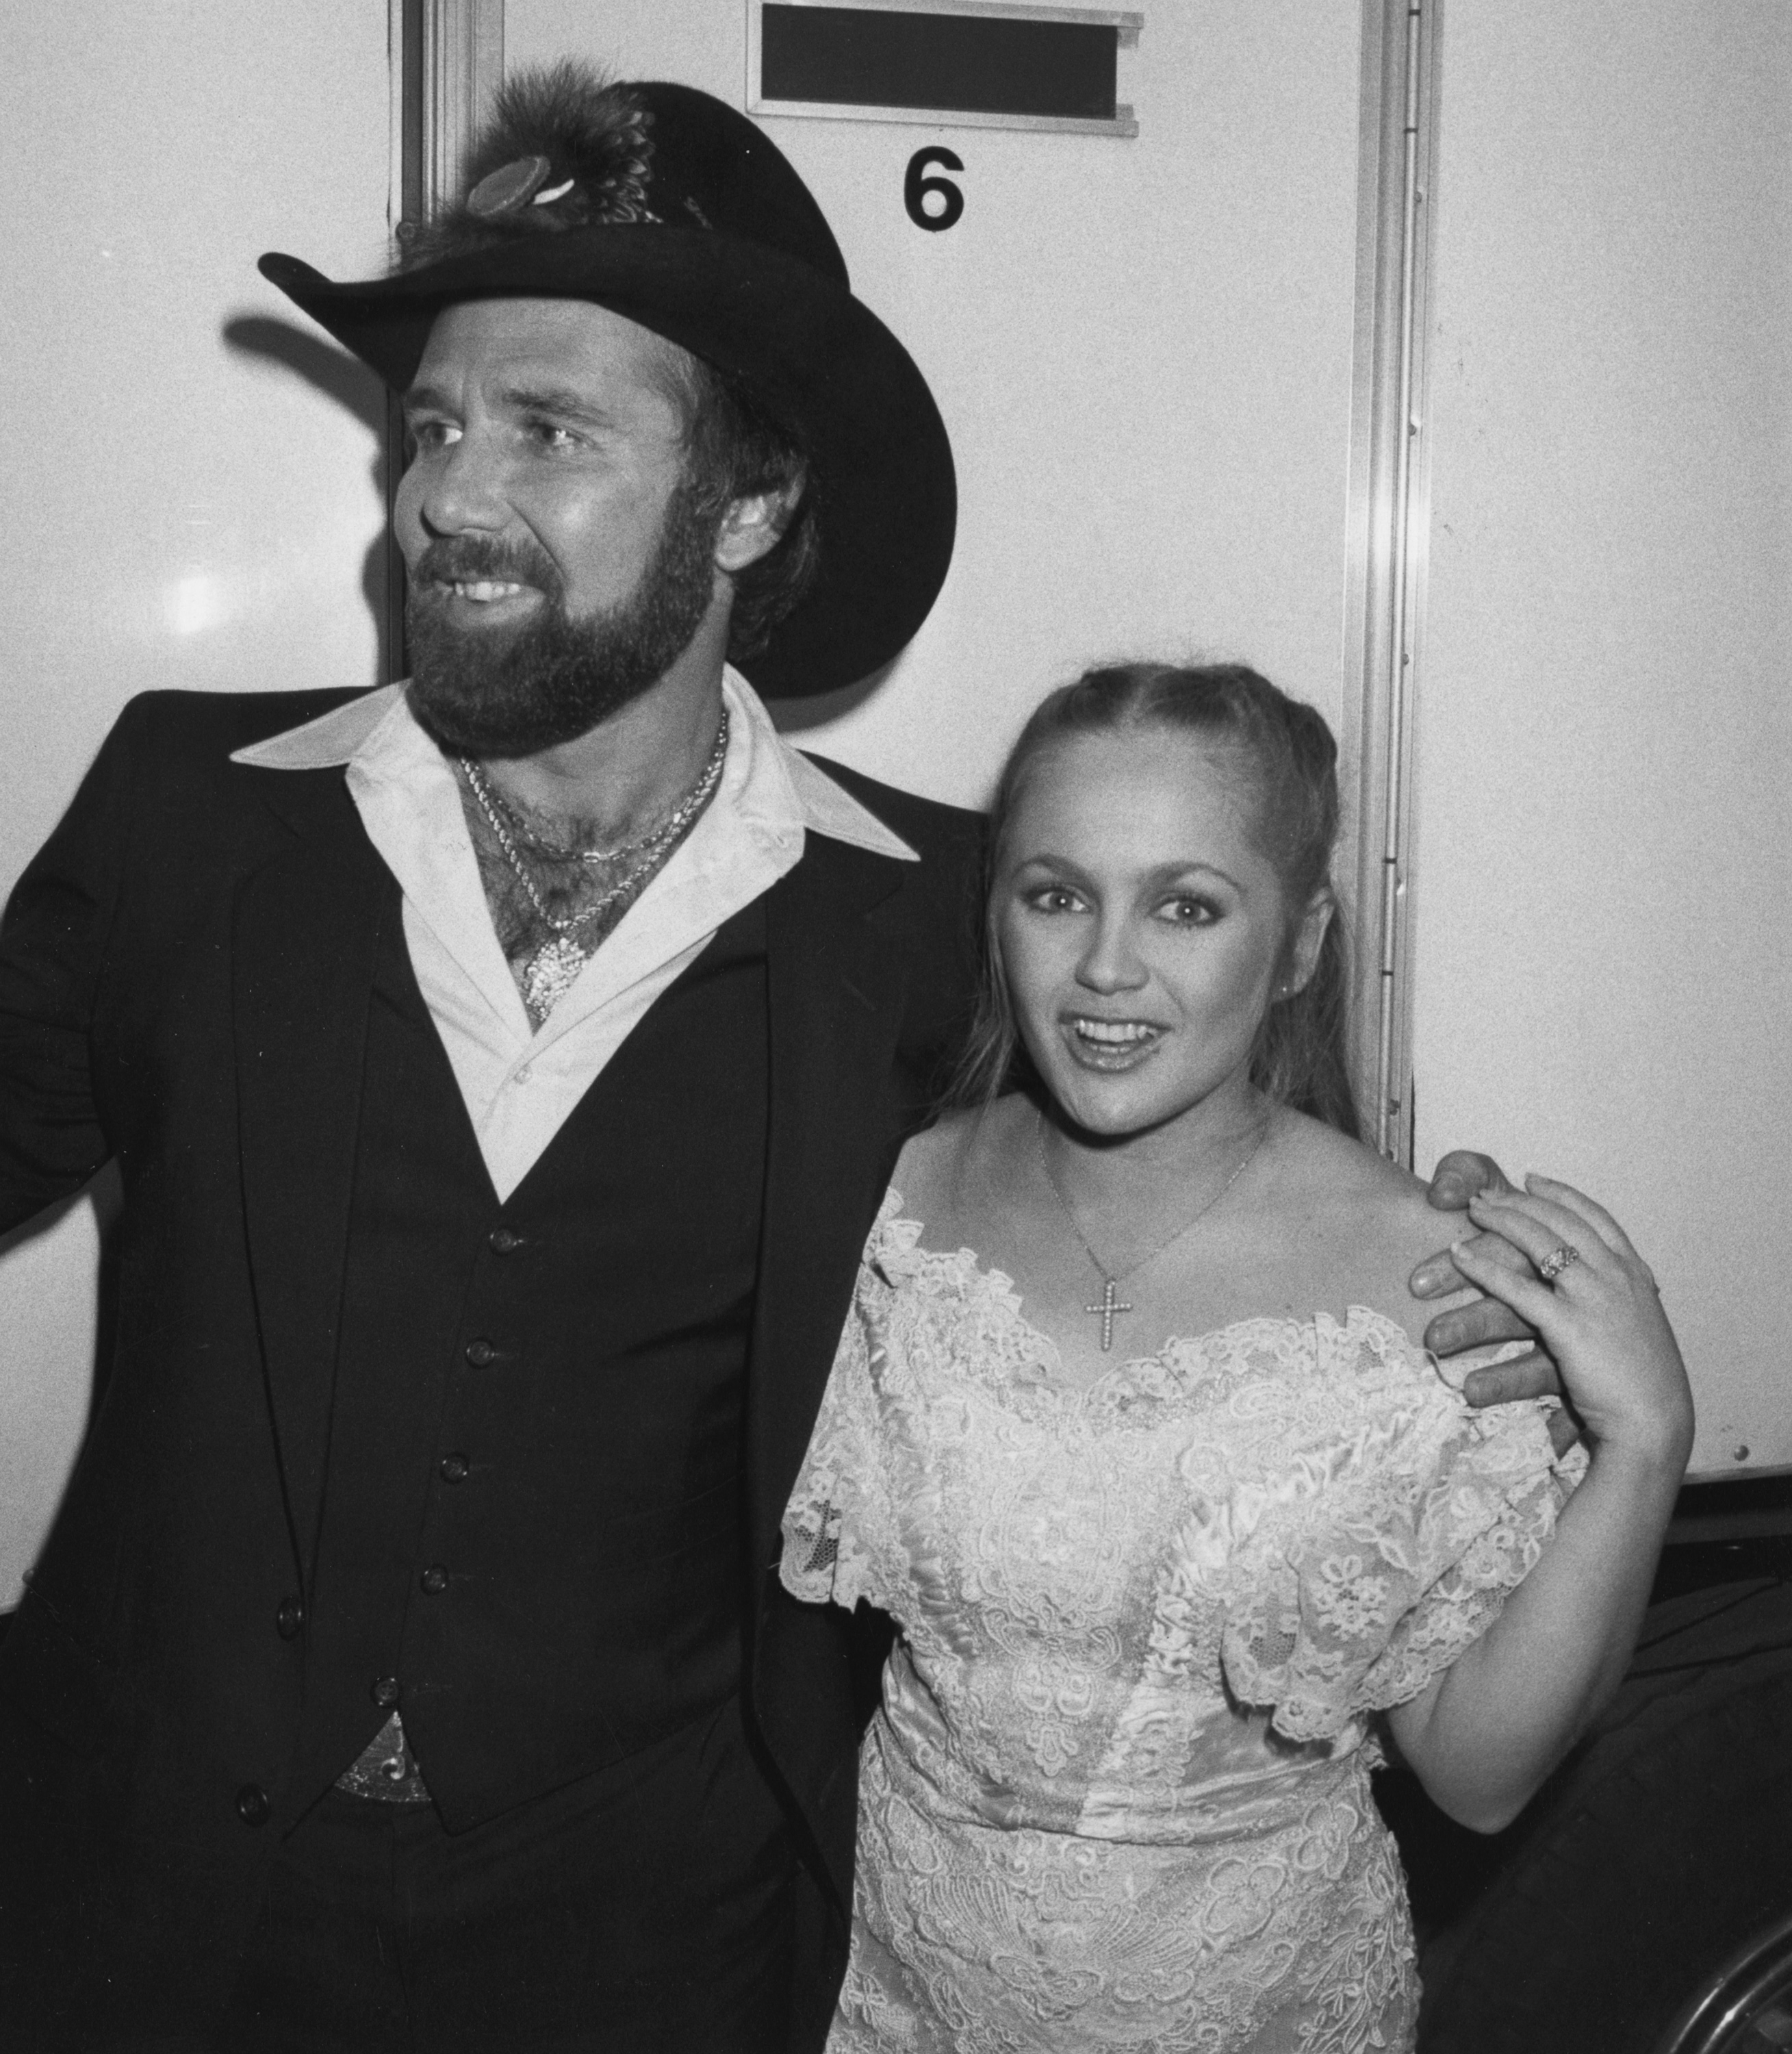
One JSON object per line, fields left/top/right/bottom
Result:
{"left": 259, "top": 71, "right": 955, "bottom": 698}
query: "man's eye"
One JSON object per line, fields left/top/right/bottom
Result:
{"left": 406, "top": 418, "right": 459, "bottom": 454}
{"left": 526, "top": 418, "right": 580, "bottom": 451}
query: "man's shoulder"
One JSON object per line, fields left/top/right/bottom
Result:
{"left": 112, "top": 685, "right": 373, "bottom": 765}
{"left": 795, "top": 750, "right": 984, "bottom": 865}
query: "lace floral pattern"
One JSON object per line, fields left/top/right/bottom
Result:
{"left": 782, "top": 1193, "right": 1584, "bottom": 2053}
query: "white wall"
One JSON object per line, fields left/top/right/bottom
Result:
{"left": 1410, "top": 1, "right": 1792, "bottom": 1475}
{"left": 507, "top": 0, "right": 1366, "bottom": 798}
{"left": 1, "top": 0, "right": 394, "bottom": 1602}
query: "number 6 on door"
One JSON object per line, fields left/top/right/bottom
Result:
{"left": 905, "top": 147, "right": 964, "bottom": 231}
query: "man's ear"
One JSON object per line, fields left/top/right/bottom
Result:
{"left": 713, "top": 472, "right": 807, "bottom": 574}
{"left": 1279, "top": 889, "right": 1335, "bottom": 998}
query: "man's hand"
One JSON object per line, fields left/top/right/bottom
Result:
{"left": 1411, "top": 1149, "right": 1565, "bottom": 1408}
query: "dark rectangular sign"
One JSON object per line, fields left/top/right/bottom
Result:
{"left": 760, "top": 5, "right": 1121, "bottom": 123}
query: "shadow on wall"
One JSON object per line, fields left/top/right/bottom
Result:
{"left": 224, "top": 315, "right": 397, "bottom": 685}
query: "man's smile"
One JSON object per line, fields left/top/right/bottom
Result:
{"left": 426, "top": 576, "right": 550, "bottom": 624}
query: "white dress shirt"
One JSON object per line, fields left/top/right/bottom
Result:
{"left": 233, "top": 669, "right": 916, "bottom": 1201}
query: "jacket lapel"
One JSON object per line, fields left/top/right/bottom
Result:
{"left": 745, "top": 835, "right": 919, "bottom": 1923}
{"left": 232, "top": 769, "right": 392, "bottom": 1575}
{"left": 746, "top": 836, "right": 912, "bottom": 1573}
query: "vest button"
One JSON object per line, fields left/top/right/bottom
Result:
{"left": 371, "top": 1676, "right": 400, "bottom": 1710}
{"left": 420, "top": 1565, "right": 450, "bottom": 1596}
{"left": 235, "top": 1783, "right": 270, "bottom": 1827}
{"left": 274, "top": 1595, "right": 305, "bottom": 1640}
{"left": 438, "top": 1453, "right": 470, "bottom": 1484}
{"left": 488, "top": 1226, "right": 522, "bottom": 1254}
{"left": 464, "top": 1337, "right": 498, "bottom": 1367}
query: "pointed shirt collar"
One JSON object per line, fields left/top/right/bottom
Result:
{"left": 231, "top": 670, "right": 918, "bottom": 865}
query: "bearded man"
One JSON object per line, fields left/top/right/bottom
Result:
{"left": 0, "top": 67, "right": 976, "bottom": 2052}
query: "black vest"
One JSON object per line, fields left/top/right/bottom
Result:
{"left": 288, "top": 890, "right": 771, "bottom": 1829}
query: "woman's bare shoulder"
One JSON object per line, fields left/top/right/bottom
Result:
{"left": 1271, "top": 1113, "right": 1475, "bottom": 1348}
{"left": 892, "top": 1094, "right": 1034, "bottom": 1226}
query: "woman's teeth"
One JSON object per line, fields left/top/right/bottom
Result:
{"left": 1070, "top": 1018, "right": 1157, "bottom": 1045}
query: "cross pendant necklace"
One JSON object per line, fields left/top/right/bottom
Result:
{"left": 1036, "top": 1111, "right": 1271, "bottom": 1352}
{"left": 1084, "top": 1277, "right": 1134, "bottom": 1352}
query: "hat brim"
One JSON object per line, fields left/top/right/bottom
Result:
{"left": 259, "top": 229, "right": 955, "bottom": 698}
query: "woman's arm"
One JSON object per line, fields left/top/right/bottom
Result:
{"left": 1384, "top": 1176, "right": 1693, "bottom": 1833}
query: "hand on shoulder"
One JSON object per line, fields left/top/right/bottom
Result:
{"left": 1403, "top": 1146, "right": 1568, "bottom": 1406}
{"left": 1450, "top": 1176, "right": 1693, "bottom": 1470}
{"left": 1403, "top": 1150, "right": 1682, "bottom": 1459}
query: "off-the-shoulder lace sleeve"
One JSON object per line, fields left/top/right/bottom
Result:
{"left": 1216, "top": 1313, "right": 1587, "bottom": 1743}
{"left": 778, "top": 1193, "right": 907, "bottom": 1614}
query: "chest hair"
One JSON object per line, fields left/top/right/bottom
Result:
{"left": 455, "top": 780, "right": 668, "bottom": 1003}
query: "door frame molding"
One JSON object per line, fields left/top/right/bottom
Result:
{"left": 1341, "top": 0, "right": 1444, "bottom": 1164}
{"left": 384, "top": 0, "right": 506, "bottom": 674}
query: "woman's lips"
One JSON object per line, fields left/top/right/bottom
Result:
{"left": 1061, "top": 1015, "right": 1165, "bottom": 1068}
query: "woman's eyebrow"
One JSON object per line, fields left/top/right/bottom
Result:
{"left": 1143, "top": 860, "right": 1243, "bottom": 893}
{"left": 1011, "top": 854, "right": 1244, "bottom": 893}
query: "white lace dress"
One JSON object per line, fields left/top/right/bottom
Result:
{"left": 780, "top": 1193, "right": 1585, "bottom": 2054}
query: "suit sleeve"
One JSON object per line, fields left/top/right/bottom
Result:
{"left": 0, "top": 696, "right": 151, "bottom": 1229}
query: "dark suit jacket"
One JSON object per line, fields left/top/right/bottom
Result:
{"left": 0, "top": 687, "right": 983, "bottom": 2049}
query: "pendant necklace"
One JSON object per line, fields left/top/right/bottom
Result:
{"left": 460, "top": 707, "right": 729, "bottom": 1023}
{"left": 1036, "top": 1110, "right": 1272, "bottom": 1351}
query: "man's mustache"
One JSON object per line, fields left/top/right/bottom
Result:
{"left": 411, "top": 537, "right": 563, "bottom": 600}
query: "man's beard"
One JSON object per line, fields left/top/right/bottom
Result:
{"left": 405, "top": 478, "right": 722, "bottom": 759}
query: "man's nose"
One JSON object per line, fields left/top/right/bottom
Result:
{"left": 1075, "top": 915, "right": 1149, "bottom": 993}
{"left": 412, "top": 432, "right": 507, "bottom": 537}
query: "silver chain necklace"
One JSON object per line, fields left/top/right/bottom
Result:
{"left": 459, "top": 707, "right": 729, "bottom": 1022}
{"left": 1036, "top": 1110, "right": 1271, "bottom": 1350}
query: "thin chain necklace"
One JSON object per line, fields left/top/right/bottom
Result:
{"left": 460, "top": 707, "right": 728, "bottom": 1023}
{"left": 472, "top": 733, "right": 727, "bottom": 867}
{"left": 1036, "top": 1109, "right": 1271, "bottom": 1351}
